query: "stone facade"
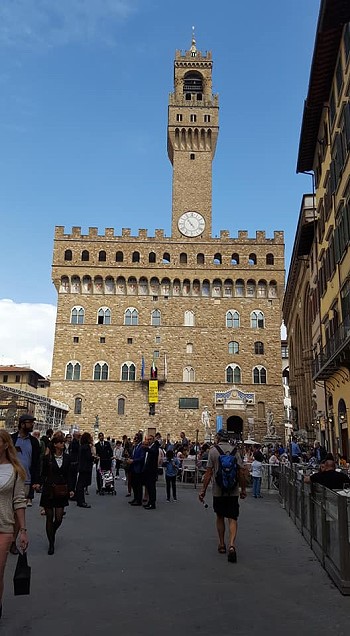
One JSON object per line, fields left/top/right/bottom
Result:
{"left": 49, "top": 37, "right": 285, "bottom": 442}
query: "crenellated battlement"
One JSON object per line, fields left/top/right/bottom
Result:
{"left": 54, "top": 226, "right": 284, "bottom": 243}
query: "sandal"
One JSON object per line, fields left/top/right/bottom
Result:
{"left": 227, "top": 546, "right": 237, "bottom": 563}
{"left": 218, "top": 544, "right": 226, "bottom": 554}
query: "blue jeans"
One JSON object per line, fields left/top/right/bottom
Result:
{"left": 252, "top": 476, "right": 262, "bottom": 497}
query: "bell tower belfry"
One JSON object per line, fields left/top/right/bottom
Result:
{"left": 167, "top": 31, "right": 219, "bottom": 239}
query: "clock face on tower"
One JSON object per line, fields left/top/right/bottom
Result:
{"left": 178, "top": 211, "right": 206, "bottom": 237}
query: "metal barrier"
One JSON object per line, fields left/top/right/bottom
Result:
{"left": 279, "top": 465, "right": 350, "bottom": 595}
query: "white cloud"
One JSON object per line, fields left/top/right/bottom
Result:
{"left": 0, "top": 0, "right": 138, "bottom": 48}
{"left": 0, "top": 299, "right": 56, "bottom": 377}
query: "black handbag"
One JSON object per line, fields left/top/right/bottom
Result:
{"left": 13, "top": 552, "right": 31, "bottom": 596}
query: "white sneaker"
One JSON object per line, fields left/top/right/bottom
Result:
{"left": 116, "top": 476, "right": 120, "bottom": 480}
{"left": 27, "top": 500, "right": 32, "bottom": 507}
{"left": 173, "top": 499, "right": 177, "bottom": 503}
{"left": 166, "top": 499, "right": 170, "bottom": 503}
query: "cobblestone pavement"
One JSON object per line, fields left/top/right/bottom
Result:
{"left": 3, "top": 477, "right": 350, "bottom": 635}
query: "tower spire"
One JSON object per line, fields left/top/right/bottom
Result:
{"left": 190, "top": 26, "right": 197, "bottom": 54}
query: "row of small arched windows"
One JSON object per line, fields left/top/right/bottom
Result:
{"left": 66, "top": 361, "right": 267, "bottom": 384}
{"left": 71, "top": 306, "right": 266, "bottom": 328}
{"left": 60, "top": 275, "right": 278, "bottom": 298}
{"left": 64, "top": 249, "right": 275, "bottom": 266}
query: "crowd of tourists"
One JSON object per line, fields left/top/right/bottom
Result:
{"left": 1, "top": 413, "right": 350, "bottom": 620}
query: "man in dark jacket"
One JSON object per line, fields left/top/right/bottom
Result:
{"left": 95, "top": 432, "right": 113, "bottom": 492}
{"left": 11, "top": 413, "right": 41, "bottom": 553}
{"left": 142, "top": 435, "right": 160, "bottom": 510}
{"left": 127, "top": 433, "right": 146, "bottom": 506}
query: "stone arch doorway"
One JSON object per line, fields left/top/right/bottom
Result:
{"left": 226, "top": 415, "right": 243, "bottom": 440}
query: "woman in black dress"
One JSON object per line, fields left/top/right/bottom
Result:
{"left": 40, "top": 432, "right": 74, "bottom": 555}
{"left": 75, "top": 432, "right": 94, "bottom": 508}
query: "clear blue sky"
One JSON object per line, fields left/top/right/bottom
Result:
{"left": 0, "top": 0, "right": 320, "bottom": 305}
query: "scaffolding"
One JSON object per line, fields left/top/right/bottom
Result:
{"left": 0, "top": 384, "right": 69, "bottom": 432}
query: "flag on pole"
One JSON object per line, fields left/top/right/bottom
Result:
{"left": 151, "top": 356, "right": 157, "bottom": 379}
{"left": 141, "top": 355, "right": 145, "bottom": 380}
{"left": 164, "top": 353, "right": 168, "bottom": 380}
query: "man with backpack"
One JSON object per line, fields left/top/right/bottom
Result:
{"left": 199, "top": 429, "right": 246, "bottom": 563}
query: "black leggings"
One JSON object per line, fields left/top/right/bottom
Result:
{"left": 45, "top": 507, "right": 64, "bottom": 545}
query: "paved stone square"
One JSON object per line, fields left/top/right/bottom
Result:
{"left": 3, "top": 478, "right": 350, "bottom": 635}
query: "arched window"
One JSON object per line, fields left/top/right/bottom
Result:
{"left": 228, "top": 341, "right": 239, "bottom": 354}
{"left": 71, "top": 306, "right": 84, "bottom": 325}
{"left": 253, "top": 366, "right": 267, "bottom": 384}
{"left": 60, "top": 276, "right": 70, "bottom": 293}
{"left": 266, "top": 253, "right": 274, "bottom": 265}
{"left": 212, "top": 279, "right": 222, "bottom": 297}
{"left": 97, "top": 307, "right": 111, "bottom": 325}
{"left": 213, "top": 253, "right": 222, "bottom": 265}
{"left": 197, "top": 253, "right": 205, "bottom": 265}
{"left": 251, "top": 311, "right": 265, "bottom": 329}
{"left": 105, "top": 277, "right": 115, "bottom": 294}
{"left": 269, "top": 281, "right": 277, "bottom": 297}
{"left": 71, "top": 276, "right": 80, "bottom": 293}
{"left": 127, "top": 277, "right": 137, "bottom": 294}
{"left": 94, "top": 362, "right": 109, "bottom": 381}
{"left": 139, "top": 277, "right": 148, "bottom": 295}
{"left": 116, "top": 251, "right": 124, "bottom": 262}
{"left": 226, "top": 364, "right": 241, "bottom": 384}
{"left": 74, "top": 397, "right": 82, "bottom": 414}
{"left": 226, "top": 311, "right": 240, "bottom": 328}
{"left": 121, "top": 362, "right": 136, "bottom": 381}
{"left": 117, "top": 397, "right": 125, "bottom": 415}
{"left": 65, "top": 361, "right": 81, "bottom": 381}
{"left": 124, "top": 308, "right": 138, "bottom": 326}
{"left": 163, "top": 252, "right": 170, "bottom": 264}
{"left": 246, "top": 280, "right": 256, "bottom": 297}
{"left": 223, "top": 279, "right": 233, "bottom": 297}
{"left": 202, "top": 280, "right": 210, "bottom": 296}
{"left": 94, "top": 276, "right": 103, "bottom": 293}
{"left": 132, "top": 251, "right": 140, "bottom": 263}
{"left": 183, "top": 366, "right": 195, "bottom": 382}
{"left": 180, "top": 253, "right": 187, "bottom": 264}
{"left": 338, "top": 399, "right": 347, "bottom": 429}
{"left": 186, "top": 343, "right": 193, "bottom": 353}
{"left": 64, "top": 249, "right": 72, "bottom": 261}
{"left": 257, "top": 280, "right": 267, "bottom": 298}
{"left": 183, "top": 71, "right": 203, "bottom": 94}
{"left": 184, "top": 310, "right": 195, "bottom": 326}
{"left": 231, "top": 253, "right": 239, "bottom": 265}
{"left": 151, "top": 310, "right": 161, "bottom": 326}
{"left": 82, "top": 250, "right": 89, "bottom": 262}
{"left": 235, "top": 280, "right": 245, "bottom": 297}
{"left": 254, "top": 341, "right": 264, "bottom": 354}
{"left": 149, "top": 252, "right": 156, "bottom": 263}
{"left": 98, "top": 250, "right": 106, "bottom": 262}
{"left": 249, "top": 253, "right": 257, "bottom": 265}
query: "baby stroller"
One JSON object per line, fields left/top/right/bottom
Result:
{"left": 98, "top": 468, "right": 116, "bottom": 495}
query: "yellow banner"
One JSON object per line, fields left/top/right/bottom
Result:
{"left": 148, "top": 380, "right": 158, "bottom": 403}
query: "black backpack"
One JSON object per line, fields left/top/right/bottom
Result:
{"left": 215, "top": 445, "right": 238, "bottom": 493}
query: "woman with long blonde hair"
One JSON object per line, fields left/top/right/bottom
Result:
{"left": 0, "top": 430, "right": 28, "bottom": 618}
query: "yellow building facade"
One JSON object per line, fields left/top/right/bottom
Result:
{"left": 49, "top": 38, "right": 285, "bottom": 441}
{"left": 297, "top": 2, "right": 350, "bottom": 457}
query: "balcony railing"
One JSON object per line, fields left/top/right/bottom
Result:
{"left": 313, "top": 314, "right": 350, "bottom": 380}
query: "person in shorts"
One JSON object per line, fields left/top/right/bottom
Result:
{"left": 199, "top": 429, "right": 246, "bottom": 563}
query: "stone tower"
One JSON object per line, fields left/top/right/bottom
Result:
{"left": 168, "top": 31, "right": 218, "bottom": 239}
{"left": 49, "top": 36, "right": 285, "bottom": 443}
